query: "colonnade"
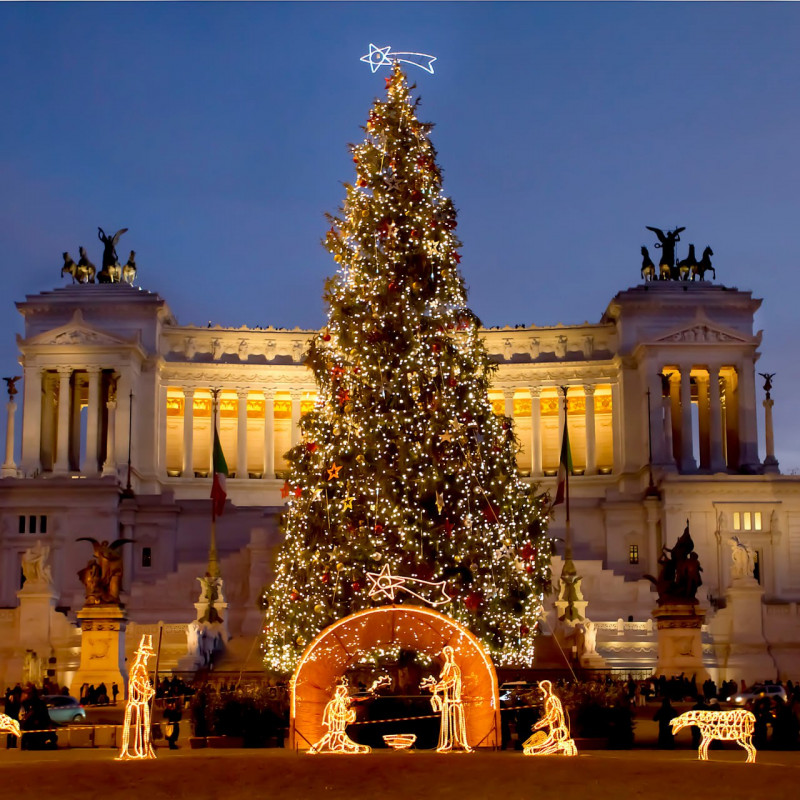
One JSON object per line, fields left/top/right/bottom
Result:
{"left": 19, "top": 366, "right": 126, "bottom": 477}
{"left": 165, "top": 381, "right": 618, "bottom": 481}
{"left": 647, "top": 361, "right": 759, "bottom": 473}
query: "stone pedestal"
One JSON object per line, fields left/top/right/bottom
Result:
{"left": 708, "top": 578, "right": 775, "bottom": 684}
{"left": 652, "top": 603, "right": 710, "bottom": 681}
{"left": 16, "top": 584, "right": 58, "bottom": 652}
{"left": 70, "top": 605, "right": 128, "bottom": 699}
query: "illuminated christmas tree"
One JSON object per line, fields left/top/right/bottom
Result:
{"left": 262, "top": 64, "right": 551, "bottom": 672}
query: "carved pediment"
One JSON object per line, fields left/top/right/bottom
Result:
{"left": 21, "top": 309, "right": 133, "bottom": 348}
{"left": 653, "top": 323, "right": 750, "bottom": 345}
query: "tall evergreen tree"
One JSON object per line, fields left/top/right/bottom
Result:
{"left": 262, "top": 65, "right": 551, "bottom": 672}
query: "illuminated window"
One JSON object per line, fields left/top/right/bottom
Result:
{"left": 733, "top": 512, "right": 741, "bottom": 531}
{"left": 743, "top": 512, "right": 752, "bottom": 531}
{"left": 629, "top": 545, "right": 639, "bottom": 565}
{"left": 754, "top": 512, "right": 762, "bottom": 531}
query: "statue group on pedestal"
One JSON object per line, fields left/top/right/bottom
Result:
{"left": 61, "top": 227, "right": 137, "bottom": 285}
{"left": 645, "top": 522, "right": 704, "bottom": 604}
{"left": 77, "top": 537, "right": 134, "bottom": 606}
{"left": 641, "top": 226, "right": 715, "bottom": 282}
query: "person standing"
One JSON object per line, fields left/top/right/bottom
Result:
{"left": 163, "top": 699, "right": 182, "bottom": 750}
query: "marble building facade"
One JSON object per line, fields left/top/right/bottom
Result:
{"left": 1, "top": 278, "right": 798, "bottom": 688}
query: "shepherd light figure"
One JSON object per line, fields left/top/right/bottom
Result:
{"left": 0, "top": 714, "right": 21, "bottom": 741}
{"left": 523, "top": 680, "right": 577, "bottom": 756}
{"left": 422, "top": 645, "right": 473, "bottom": 752}
{"left": 116, "top": 634, "right": 156, "bottom": 760}
{"left": 308, "top": 679, "right": 371, "bottom": 754}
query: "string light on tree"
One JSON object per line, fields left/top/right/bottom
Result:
{"left": 261, "top": 62, "right": 552, "bottom": 674}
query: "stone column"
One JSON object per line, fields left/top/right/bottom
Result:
{"left": 101, "top": 399, "right": 117, "bottom": 477}
{"left": 584, "top": 384, "right": 596, "bottom": 475}
{"left": 679, "top": 365, "right": 697, "bottom": 472}
{"left": 157, "top": 383, "right": 168, "bottom": 479}
{"left": 696, "top": 372, "right": 710, "bottom": 471}
{"left": 1, "top": 397, "right": 17, "bottom": 477}
{"left": 81, "top": 366, "right": 102, "bottom": 474}
{"left": 290, "top": 389, "right": 302, "bottom": 448}
{"left": 647, "top": 371, "right": 665, "bottom": 466}
{"left": 660, "top": 373, "right": 675, "bottom": 468}
{"left": 669, "top": 372, "right": 681, "bottom": 465}
{"left": 53, "top": 368, "right": 72, "bottom": 474}
{"left": 20, "top": 366, "right": 43, "bottom": 476}
{"left": 209, "top": 392, "right": 218, "bottom": 475}
{"left": 708, "top": 366, "right": 726, "bottom": 472}
{"left": 529, "top": 387, "right": 542, "bottom": 478}
{"left": 737, "top": 359, "right": 759, "bottom": 470}
{"left": 763, "top": 396, "right": 779, "bottom": 473}
{"left": 40, "top": 372, "right": 56, "bottom": 473}
{"left": 610, "top": 382, "right": 622, "bottom": 473}
{"left": 182, "top": 388, "right": 195, "bottom": 477}
{"left": 237, "top": 389, "right": 249, "bottom": 478}
{"left": 263, "top": 389, "right": 275, "bottom": 480}
{"left": 69, "top": 372, "right": 84, "bottom": 471}
{"left": 503, "top": 388, "right": 514, "bottom": 419}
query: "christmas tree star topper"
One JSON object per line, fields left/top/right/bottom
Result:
{"left": 361, "top": 43, "right": 437, "bottom": 74}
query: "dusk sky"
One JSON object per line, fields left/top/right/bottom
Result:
{"left": 2, "top": 3, "right": 800, "bottom": 468}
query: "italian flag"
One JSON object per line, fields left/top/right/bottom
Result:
{"left": 553, "top": 417, "right": 572, "bottom": 507}
{"left": 211, "top": 426, "right": 228, "bottom": 519}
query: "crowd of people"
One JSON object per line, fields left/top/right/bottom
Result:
{"left": 3, "top": 684, "right": 57, "bottom": 750}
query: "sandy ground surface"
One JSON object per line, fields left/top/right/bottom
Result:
{"left": 1, "top": 746, "right": 798, "bottom": 800}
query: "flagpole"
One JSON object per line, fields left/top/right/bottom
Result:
{"left": 209, "top": 388, "right": 221, "bottom": 579}
{"left": 560, "top": 386, "right": 571, "bottom": 558}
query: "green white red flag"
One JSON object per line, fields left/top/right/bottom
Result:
{"left": 211, "top": 426, "right": 228, "bottom": 519}
{"left": 553, "top": 416, "right": 572, "bottom": 507}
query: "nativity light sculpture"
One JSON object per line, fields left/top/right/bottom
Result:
{"left": 116, "top": 634, "right": 157, "bottom": 760}
{"left": 421, "top": 645, "right": 473, "bottom": 753}
{"left": 308, "top": 678, "right": 371, "bottom": 754}
{"left": 671, "top": 709, "right": 757, "bottom": 763}
{"left": 0, "top": 714, "right": 20, "bottom": 741}
{"left": 522, "top": 680, "right": 577, "bottom": 756}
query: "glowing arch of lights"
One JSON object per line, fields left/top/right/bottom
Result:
{"left": 290, "top": 605, "right": 500, "bottom": 750}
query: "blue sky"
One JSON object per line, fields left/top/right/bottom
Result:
{"left": 2, "top": 2, "right": 800, "bottom": 468}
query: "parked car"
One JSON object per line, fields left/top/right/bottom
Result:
{"left": 727, "top": 684, "right": 787, "bottom": 706}
{"left": 499, "top": 681, "right": 537, "bottom": 702}
{"left": 43, "top": 695, "right": 87, "bottom": 724}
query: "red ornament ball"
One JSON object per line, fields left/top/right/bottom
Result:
{"left": 289, "top": 591, "right": 299, "bottom": 601}
{"left": 520, "top": 625, "right": 530, "bottom": 636}
{"left": 525, "top": 564, "right": 533, "bottom": 574}
{"left": 464, "top": 591, "right": 483, "bottom": 612}
{"left": 321, "top": 572, "right": 330, "bottom": 584}
{"left": 351, "top": 581, "right": 361, "bottom": 592}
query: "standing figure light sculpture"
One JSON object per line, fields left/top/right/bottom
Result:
{"left": 523, "top": 680, "right": 577, "bottom": 756}
{"left": 116, "top": 634, "right": 156, "bottom": 760}
{"left": 671, "top": 709, "right": 756, "bottom": 763}
{"left": 421, "top": 646, "right": 473, "bottom": 753}
{"left": 308, "top": 679, "right": 371, "bottom": 754}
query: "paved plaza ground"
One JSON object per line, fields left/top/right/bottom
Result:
{"left": 1, "top": 746, "right": 799, "bottom": 800}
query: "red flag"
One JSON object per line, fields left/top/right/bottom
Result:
{"left": 210, "top": 426, "right": 228, "bottom": 519}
